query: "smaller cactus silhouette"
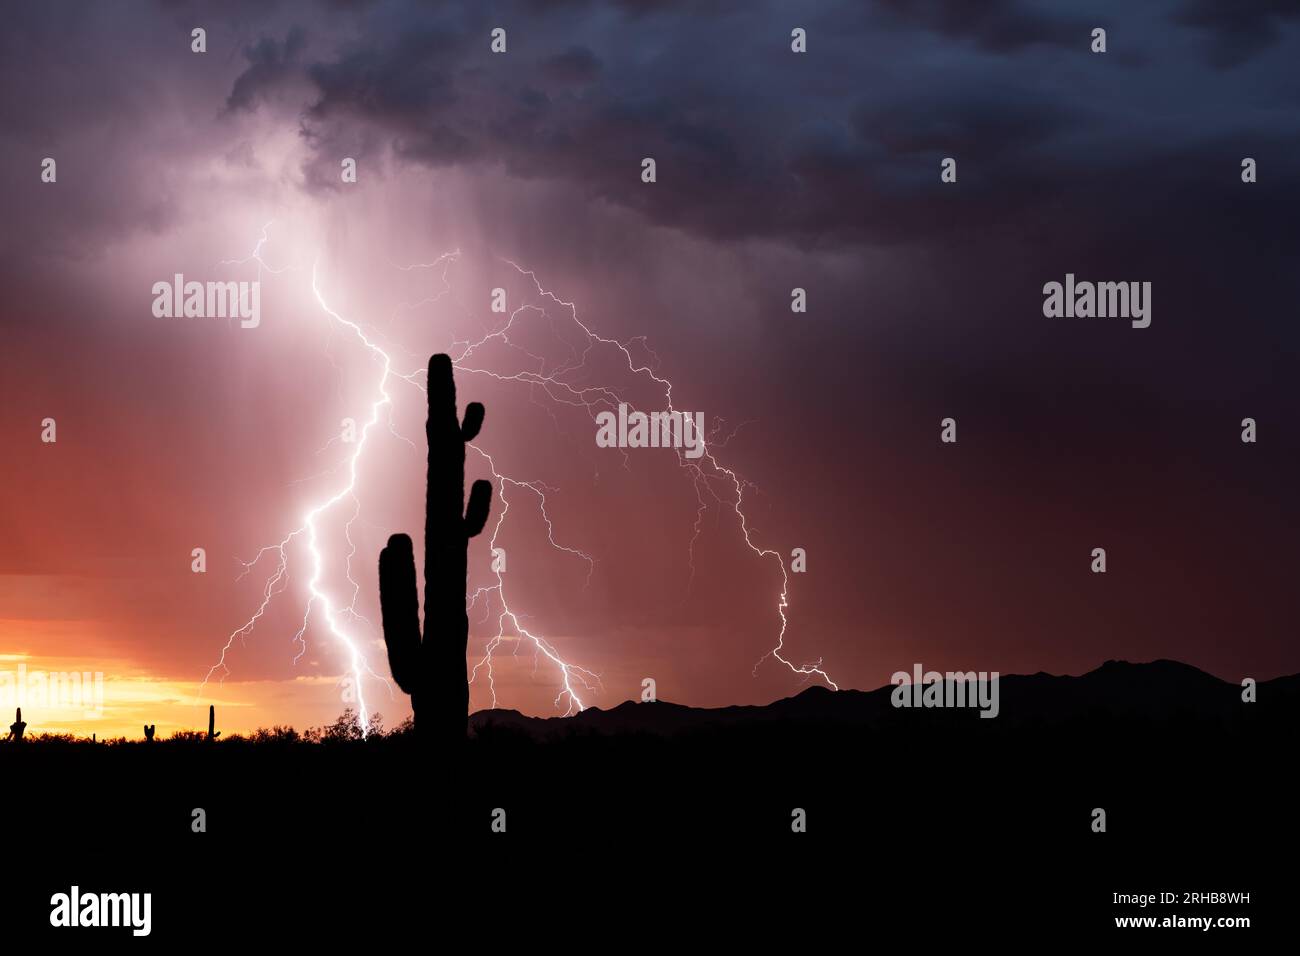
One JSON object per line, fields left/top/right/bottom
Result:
{"left": 207, "top": 705, "right": 220, "bottom": 742}
{"left": 7, "top": 707, "right": 26, "bottom": 741}
{"left": 144, "top": 724, "right": 156, "bottom": 742}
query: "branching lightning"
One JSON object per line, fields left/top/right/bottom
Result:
{"left": 202, "top": 222, "right": 835, "bottom": 736}
{"left": 462, "top": 262, "right": 838, "bottom": 693}
{"left": 201, "top": 242, "right": 401, "bottom": 734}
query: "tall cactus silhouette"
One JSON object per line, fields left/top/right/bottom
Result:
{"left": 379, "top": 354, "right": 492, "bottom": 745}
{"left": 7, "top": 708, "right": 25, "bottom": 741}
{"left": 207, "top": 705, "right": 220, "bottom": 742}
{"left": 143, "top": 724, "right": 156, "bottom": 742}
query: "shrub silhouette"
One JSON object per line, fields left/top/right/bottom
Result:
{"left": 303, "top": 708, "right": 386, "bottom": 744}
{"left": 379, "top": 354, "right": 492, "bottom": 746}
{"left": 250, "top": 725, "right": 301, "bottom": 746}
{"left": 30, "top": 732, "right": 75, "bottom": 745}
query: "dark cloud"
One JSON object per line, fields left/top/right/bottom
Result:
{"left": 206, "top": 0, "right": 1300, "bottom": 250}
{"left": 852, "top": 89, "right": 1087, "bottom": 159}
{"left": 1173, "top": 0, "right": 1300, "bottom": 68}
{"left": 539, "top": 47, "right": 603, "bottom": 86}
{"left": 307, "top": 41, "right": 460, "bottom": 124}
{"left": 226, "top": 27, "right": 308, "bottom": 112}
{"left": 874, "top": 0, "right": 1088, "bottom": 53}
{"left": 3, "top": 0, "right": 1299, "bottom": 262}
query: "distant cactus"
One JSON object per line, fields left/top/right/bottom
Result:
{"left": 207, "top": 705, "right": 220, "bottom": 742}
{"left": 144, "top": 724, "right": 155, "bottom": 742}
{"left": 7, "top": 707, "right": 26, "bottom": 741}
{"left": 379, "top": 354, "right": 492, "bottom": 745}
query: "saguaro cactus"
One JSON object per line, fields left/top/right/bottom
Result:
{"left": 7, "top": 708, "right": 26, "bottom": 741}
{"left": 379, "top": 354, "right": 492, "bottom": 745}
{"left": 207, "top": 705, "right": 220, "bottom": 742}
{"left": 144, "top": 724, "right": 156, "bottom": 742}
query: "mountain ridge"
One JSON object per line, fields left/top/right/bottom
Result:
{"left": 468, "top": 658, "right": 1300, "bottom": 739}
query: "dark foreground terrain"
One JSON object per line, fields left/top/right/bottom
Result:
{"left": 2, "top": 660, "right": 1292, "bottom": 940}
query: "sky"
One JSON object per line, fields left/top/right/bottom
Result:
{"left": 1, "top": 0, "right": 1298, "bottom": 738}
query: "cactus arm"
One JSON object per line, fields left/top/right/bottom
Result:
{"left": 379, "top": 532, "right": 421, "bottom": 694}
{"left": 461, "top": 401, "right": 484, "bottom": 442}
{"left": 465, "top": 480, "right": 493, "bottom": 537}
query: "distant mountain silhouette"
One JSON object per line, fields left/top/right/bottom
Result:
{"left": 469, "top": 658, "right": 1299, "bottom": 739}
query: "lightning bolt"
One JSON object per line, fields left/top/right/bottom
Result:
{"left": 203, "top": 222, "right": 835, "bottom": 737}
{"left": 465, "top": 448, "right": 603, "bottom": 715}
{"left": 460, "top": 262, "right": 838, "bottom": 693}
{"left": 201, "top": 242, "right": 398, "bottom": 735}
